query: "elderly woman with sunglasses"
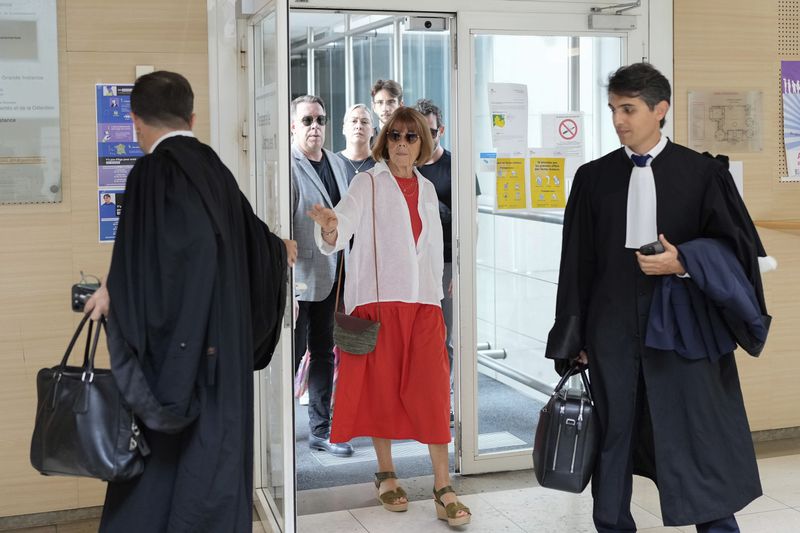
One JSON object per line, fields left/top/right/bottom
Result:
{"left": 307, "top": 107, "right": 471, "bottom": 528}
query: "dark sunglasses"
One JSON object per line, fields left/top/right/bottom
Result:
{"left": 387, "top": 130, "right": 419, "bottom": 144}
{"left": 430, "top": 128, "right": 439, "bottom": 138}
{"left": 300, "top": 115, "right": 327, "bottom": 127}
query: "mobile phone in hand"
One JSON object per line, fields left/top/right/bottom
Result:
{"left": 639, "top": 240, "right": 665, "bottom": 255}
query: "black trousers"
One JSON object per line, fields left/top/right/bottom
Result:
{"left": 294, "top": 283, "right": 337, "bottom": 439}
{"left": 593, "top": 370, "right": 740, "bottom": 533}
{"left": 696, "top": 516, "right": 739, "bottom": 533}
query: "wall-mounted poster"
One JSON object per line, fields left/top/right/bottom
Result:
{"left": 687, "top": 90, "right": 762, "bottom": 153}
{"left": 96, "top": 83, "right": 141, "bottom": 242}
{"left": 781, "top": 61, "right": 800, "bottom": 181}
{"left": 98, "top": 189, "right": 124, "bottom": 242}
{"left": 96, "top": 84, "right": 142, "bottom": 188}
{"left": 0, "top": 0, "right": 61, "bottom": 204}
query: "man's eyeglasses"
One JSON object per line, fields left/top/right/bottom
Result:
{"left": 374, "top": 99, "right": 398, "bottom": 106}
{"left": 387, "top": 130, "right": 419, "bottom": 144}
{"left": 300, "top": 115, "right": 327, "bottom": 127}
{"left": 430, "top": 128, "right": 439, "bottom": 138}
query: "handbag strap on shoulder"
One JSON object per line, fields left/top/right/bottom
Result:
{"left": 334, "top": 170, "right": 380, "bottom": 320}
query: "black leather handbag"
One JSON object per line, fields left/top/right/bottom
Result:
{"left": 332, "top": 171, "right": 381, "bottom": 355}
{"left": 533, "top": 364, "right": 598, "bottom": 493}
{"left": 30, "top": 314, "right": 149, "bottom": 482}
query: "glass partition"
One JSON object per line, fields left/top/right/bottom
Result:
{"left": 473, "top": 33, "right": 623, "bottom": 454}
{"left": 290, "top": 12, "right": 450, "bottom": 152}
{"left": 253, "top": 10, "right": 286, "bottom": 525}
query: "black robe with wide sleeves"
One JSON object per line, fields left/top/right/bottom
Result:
{"left": 100, "top": 136, "right": 286, "bottom": 533}
{"left": 545, "top": 141, "right": 767, "bottom": 527}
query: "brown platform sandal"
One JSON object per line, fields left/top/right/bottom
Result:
{"left": 374, "top": 471, "right": 408, "bottom": 512}
{"left": 433, "top": 485, "right": 471, "bottom": 526}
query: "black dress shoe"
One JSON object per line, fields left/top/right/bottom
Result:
{"left": 309, "top": 434, "right": 354, "bottom": 457}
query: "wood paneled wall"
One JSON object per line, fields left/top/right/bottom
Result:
{"left": 0, "top": 0, "right": 208, "bottom": 517}
{"left": 674, "top": 0, "right": 800, "bottom": 430}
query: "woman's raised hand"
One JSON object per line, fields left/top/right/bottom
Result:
{"left": 307, "top": 203, "right": 338, "bottom": 235}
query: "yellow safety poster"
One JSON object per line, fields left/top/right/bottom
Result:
{"left": 530, "top": 157, "right": 566, "bottom": 208}
{"left": 496, "top": 157, "right": 526, "bottom": 209}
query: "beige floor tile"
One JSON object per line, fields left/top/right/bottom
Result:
{"left": 348, "top": 494, "right": 524, "bottom": 533}
{"left": 756, "top": 455, "right": 800, "bottom": 507}
{"left": 632, "top": 476, "right": 663, "bottom": 518}
{"left": 478, "top": 484, "right": 664, "bottom": 532}
{"left": 733, "top": 508, "right": 800, "bottom": 532}
{"left": 737, "top": 494, "right": 788, "bottom": 515}
{"left": 478, "top": 486, "right": 595, "bottom": 532}
{"left": 297, "top": 510, "right": 368, "bottom": 533}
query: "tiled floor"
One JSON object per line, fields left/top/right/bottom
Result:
{"left": 296, "top": 444, "right": 800, "bottom": 533}
{"left": 6, "top": 441, "right": 798, "bottom": 532}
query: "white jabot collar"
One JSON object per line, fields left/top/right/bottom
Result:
{"left": 148, "top": 130, "right": 195, "bottom": 154}
{"left": 624, "top": 135, "right": 667, "bottom": 249}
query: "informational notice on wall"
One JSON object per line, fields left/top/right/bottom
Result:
{"left": 0, "top": 0, "right": 62, "bottom": 204}
{"left": 529, "top": 156, "right": 566, "bottom": 208}
{"left": 96, "top": 83, "right": 141, "bottom": 242}
{"left": 687, "top": 90, "right": 762, "bottom": 154}
{"left": 541, "top": 113, "right": 584, "bottom": 159}
{"left": 488, "top": 83, "right": 528, "bottom": 151}
{"left": 495, "top": 154, "right": 526, "bottom": 210}
{"left": 98, "top": 189, "right": 123, "bottom": 242}
{"left": 781, "top": 61, "right": 800, "bottom": 181}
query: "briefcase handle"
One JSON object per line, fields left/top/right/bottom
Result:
{"left": 58, "top": 313, "right": 104, "bottom": 382}
{"left": 551, "top": 363, "right": 593, "bottom": 403}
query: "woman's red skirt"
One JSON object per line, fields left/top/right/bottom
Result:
{"left": 330, "top": 301, "right": 451, "bottom": 444}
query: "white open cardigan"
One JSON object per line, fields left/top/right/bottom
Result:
{"left": 315, "top": 160, "right": 444, "bottom": 314}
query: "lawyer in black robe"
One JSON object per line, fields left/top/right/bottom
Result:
{"left": 99, "top": 135, "right": 287, "bottom": 532}
{"left": 545, "top": 140, "right": 767, "bottom": 527}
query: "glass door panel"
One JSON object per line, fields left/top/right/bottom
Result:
{"left": 253, "top": 3, "right": 294, "bottom": 529}
{"left": 456, "top": 11, "right": 645, "bottom": 475}
{"left": 473, "top": 33, "right": 623, "bottom": 457}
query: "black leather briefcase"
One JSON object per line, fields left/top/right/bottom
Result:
{"left": 533, "top": 364, "right": 598, "bottom": 493}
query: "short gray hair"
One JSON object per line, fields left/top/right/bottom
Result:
{"left": 291, "top": 95, "right": 326, "bottom": 119}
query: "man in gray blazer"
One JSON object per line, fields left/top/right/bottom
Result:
{"left": 291, "top": 95, "right": 354, "bottom": 457}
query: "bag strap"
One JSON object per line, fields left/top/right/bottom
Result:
{"left": 550, "top": 363, "right": 593, "bottom": 403}
{"left": 81, "top": 317, "right": 104, "bottom": 382}
{"left": 333, "top": 171, "right": 380, "bottom": 320}
{"left": 58, "top": 313, "right": 104, "bottom": 382}
{"left": 59, "top": 313, "right": 91, "bottom": 369}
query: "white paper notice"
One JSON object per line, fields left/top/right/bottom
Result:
{"left": 488, "top": 83, "right": 528, "bottom": 150}
{"left": 541, "top": 113, "right": 585, "bottom": 159}
{"left": 0, "top": 0, "right": 61, "bottom": 204}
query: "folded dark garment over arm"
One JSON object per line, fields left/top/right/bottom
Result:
{"left": 646, "top": 238, "right": 770, "bottom": 359}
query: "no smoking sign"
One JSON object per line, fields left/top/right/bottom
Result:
{"left": 559, "top": 118, "right": 578, "bottom": 140}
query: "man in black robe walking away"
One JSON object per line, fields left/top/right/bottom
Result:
{"left": 545, "top": 63, "right": 770, "bottom": 533}
{"left": 85, "top": 71, "right": 296, "bottom": 532}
